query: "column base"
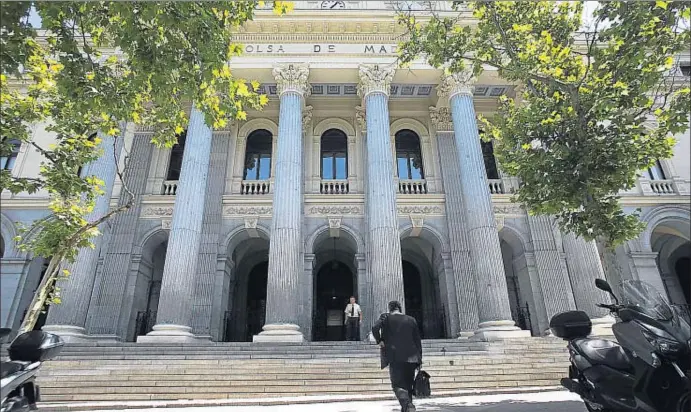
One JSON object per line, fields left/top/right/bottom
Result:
{"left": 457, "top": 331, "right": 474, "bottom": 340}
{"left": 590, "top": 315, "right": 616, "bottom": 337}
{"left": 469, "top": 320, "right": 531, "bottom": 341}
{"left": 40, "top": 325, "right": 92, "bottom": 343}
{"left": 136, "top": 324, "right": 202, "bottom": 344}
{"left": 253, "top": 324, "right": 304, "bottom": 343}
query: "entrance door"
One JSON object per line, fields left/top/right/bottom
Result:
{"left": 313, "top": 260, "right": 354, "bottom": 341}
{"left": 402, "top": 261, "right": 424, "bottom": 335}
{"left": 246, "top": 262, "right": 268, "bottom": 341}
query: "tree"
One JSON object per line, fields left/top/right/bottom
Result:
{"left": 0, "top": 1, "right": 292, "bottom": 333}
{"left": 397, "top": 1, "right": 690, "bottom": 246}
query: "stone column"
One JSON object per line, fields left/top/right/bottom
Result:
{"left": 438, "top": 72, "right": 528, "bottom": 340}
{"left": 562, "top": 232, "right": 615, "bottom": 335}
{"left": 527, "top": 215, "right": 577, "bottom": 327}
{"left": 43, "top": 131, "right": 124, "bottom": 342}
{"left": 430, "top": 106, "right": 479, "bottom": 337}
{"left": 358, "top": 64, "right": 405, "bottom": 317}
{"left": 254, "top": 64, "right": 310, "bottom": 342}
{"left": 139, "top": 106, "right": 213, "bottom": 343}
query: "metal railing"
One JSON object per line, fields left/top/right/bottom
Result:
{"left": 135, "top": 310, "right": 157, "bottom": 337}
{"left": 161, "top": 180, "right": 178, "bottom": 195}
{"left": 241, "top": 180, "right": 271, "bottom": 195}
{"left": 320, "top": 179, "right": 350, "bottom": 194}
{"left": 399, "top": 179, "right": 428, "bottom": 194}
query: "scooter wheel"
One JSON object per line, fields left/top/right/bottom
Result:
{"left": 677, "top": 392, "right": 690, "bottom": 412}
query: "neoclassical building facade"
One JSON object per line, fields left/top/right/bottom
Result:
{"left": 1, "top": 1, "right": 690, "bottom": 343}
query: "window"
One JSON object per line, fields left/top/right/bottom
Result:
{"left": 243, "top": 129, "right": 273, "bottom": 180}
{"left": 166, "top": 132, "right": 187, "bottom": 181}
{"left": 482, "top": 139, "right": 500, "bottom": 180}
{"left": 321, "top": 129, "right": 348, "bottom": 180}
{"left": 647, "top": 160, "right": 667, "bottom": 180}
{"left": 76, "top": 133, "right": 98, "bottom": 178}
{"left": 395, "top": 130, "right": 424, "bottom": 180}
{"left": 1, "top": 139, "right": 21, "bottom": 171}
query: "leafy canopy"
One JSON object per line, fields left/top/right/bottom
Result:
{"left": 0, "top": 1, "right": 290, "bottom": 328}
{"left": 398, "top": 1, "right": 691, "bottom": 246}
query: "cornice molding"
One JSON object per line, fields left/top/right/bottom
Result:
{"left": 272, "top": 64, "right": 311, "bottom": 97}
{"left": 357, "top": 64, "right": 395, "bottom": 98}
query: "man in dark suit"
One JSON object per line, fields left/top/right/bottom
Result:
{"left": 371, "top": 300, "right": 422, "bottom": 412}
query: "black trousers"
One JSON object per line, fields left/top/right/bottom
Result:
{"left": 345, "top": 317, "right": 360, "bottom": 341}
{"left": 388, "top": 361, "right": 418, "bottom": 393}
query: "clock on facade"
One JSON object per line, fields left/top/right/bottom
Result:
{"left": 321, "top": 1, "right": 346, "bottom": 9}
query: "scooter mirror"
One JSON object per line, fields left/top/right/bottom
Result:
{"left": 595, "top": 278, "right": 612, "bottom": 293}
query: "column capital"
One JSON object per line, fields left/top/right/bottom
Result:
{"left": 437, "top": 70, "right": 476, "bottom": 99}
{"left": 272, "top": 64, "right": 311, "bottom": 97}
{"left": 355, "top": 105, "right": 366, "bottom": 131}
{"left": 429, "top": 106, "right": 453, "bottom": 133}
{"left": 357, "top": 64, "right": 395, "bottom": 98}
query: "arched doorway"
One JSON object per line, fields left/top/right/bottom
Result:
{"left": 224, "top": 236, "right": 270, "bottom": 342}
{"left": 130, "top": 231, "right": 168, "bottom": 341}
{"left": 651, "top": 218, "right": 691, "bottom": 310}
{"left": 313, "top": 259, "right": 355, "bottom": 341}
{"left": 400, "top": 236, "right": 447, "bottom": 339}
{"left": 499, "top": 229, "right": 542, "bottom": 336}
{"left": 311, "top": 231, "right": 359, "bottom": 342}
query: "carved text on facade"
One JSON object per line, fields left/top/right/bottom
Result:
{"left": 397, "top": 205, "right": 443, "bottom": 215}
{"left": 309, "top": 205, "right": 363, "bottom": 215}
{"left": 141, "top": 206, "right": 174, "bottom": 218}
{"left": 223, "top": 206, "right": 273, "bottom": 216}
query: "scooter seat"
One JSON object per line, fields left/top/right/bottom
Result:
{"left": 573, "top": 338, "right": 632, "bottom": 372}
{"left": 0, "top": 361, "right": 27, "bottom": 379}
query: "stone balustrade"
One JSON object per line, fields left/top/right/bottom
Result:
{"left": 488, "top": 179, "right": 505, "bottom": 195}
{"left": 241, "top": 180, "right": 271, "bottom": 195}
{"left": 320, "top": 179, "right": 349, "bottom": 194}
{"left": 161, "top": 180, "right": 178, "bottom": 196}
{"left": 649, "top": 179, "right": 677, "bottom": 195}
{"left": 399, "top": 179, "right": 428, "bottom": 194}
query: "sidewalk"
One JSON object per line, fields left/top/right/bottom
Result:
{"left": 42, "top": 390, "right": 586, "bottom": 412}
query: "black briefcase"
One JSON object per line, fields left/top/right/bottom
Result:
{"left": 413, "top": 369, "right": 431, "bottom": 398}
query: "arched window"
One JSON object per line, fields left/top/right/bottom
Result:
{"left": 166, "top": 132, "right": 187, "bottom": 181}
{"left": 321, "top": 129, "right": 348, "bottom": 180}
{"left": 395, "top": 130, "right": 424, "bottom": 180}
{"left": 481, "top": 139, "right": 500, "bottom": 180}
{"left": 1, "top": 139, "right": 21, "bottom": 171}
{"left": 243, "top": 129, "right": 273, "bottom": 180}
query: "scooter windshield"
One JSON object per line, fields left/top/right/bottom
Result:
{"left": 619, "top": 280, "right": 674, "bottom": 321}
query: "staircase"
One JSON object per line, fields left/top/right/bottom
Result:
{"left": 29, "top": 338, "right": 569, "bottom": 408}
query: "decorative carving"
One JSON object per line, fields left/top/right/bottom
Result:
{"left": 397, "top": 205, "right": 443, "bottom": 215}
{"left": 429, "top": 106, "right": 453, "bottom": 132}
{"left": 410, "top": 215, "right": 424, "bottom": 237}
{"left": 355, "top": 106, "right": 366, "bottom": 131}
{"left": 357, "top": 64, "right": 395, "bottom": 97}
{"left": 161, "top": 219, "right": 172, "bottom": 230}
{"left": 437, "top": 70, "right": 476, "bottom": 99}
{"left": 223, "top": 206, "right": 273, "bottom": 216}
{"left": 244, "top": 217, "right": 259, "bottom": 238}
{"left": 328, "top": 216, "right": 342, "bottom": 238}
{"left": 141, "top": 206, "right": 174, "bottom": 217}
{"left": 272, "top": 64, "right": 311, "bottom": 96}
{"left": 302, "top": 105, "right": 313, "bottom": 133}
{"left": 495, "top": 215, "right": 505, "bottom": 231}
{"left": 493, "top": 204, "right": 525, "bottom": 216}
{"left": 309, "top": 205, "right": 362, "bottom": 215}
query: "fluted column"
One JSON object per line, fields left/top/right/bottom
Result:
{"left": 439, "top": 72, "right": 528, "bottom": 340}
{"left": 358, "top": 64, "right": 405, "bottom": 318}
{"left": 430, "top": 106, "right": 479, "bottom": 337}
{"left": 43, "top": 131, "right": 124, "bottom": 342}
{"left": 527, "top": 215, "right": 577, "bottom": 329}
{"left": 562, "top": 232, "right": 615, "bottom": 335}
{"left": 254, "top": 64, "right": 310, "bottom": 342}
{"left": 139, "top": 106, "right": 212, "bottom": 342}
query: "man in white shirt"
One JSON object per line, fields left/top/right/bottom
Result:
{"left": 344, "top": 296, "right": 362, "bottom": 341}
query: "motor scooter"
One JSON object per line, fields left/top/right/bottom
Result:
{"left": 550, "top": 279, "right": 691, "bottom": 412}
{"left": 1, "top": 328, "right": 63, "bottom": 412}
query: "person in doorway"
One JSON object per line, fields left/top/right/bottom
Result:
{"left": 344, "top": 296, "right": 362, "bottom": 341}
{"left": 371, "top": 300, "right": 422, "bottom": 412}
